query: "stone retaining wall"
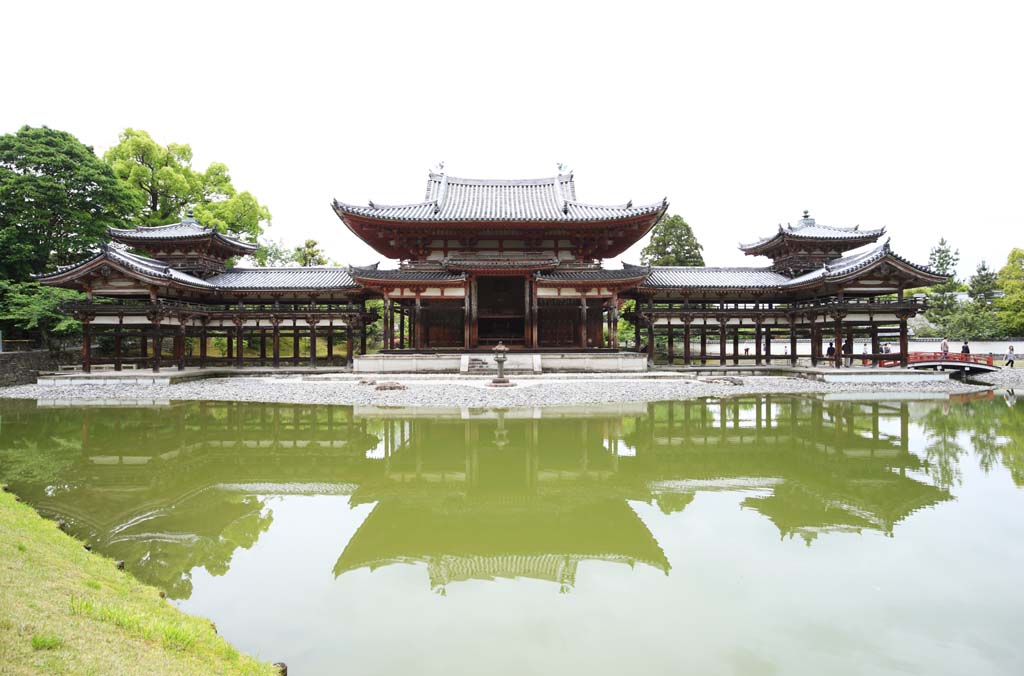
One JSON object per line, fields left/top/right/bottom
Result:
{"left": 0, "top": 350, "right": 74, "bottom": 387}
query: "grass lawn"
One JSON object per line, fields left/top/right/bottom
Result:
{"left": 0, "top": 491, "right": 279, "bottom": 676}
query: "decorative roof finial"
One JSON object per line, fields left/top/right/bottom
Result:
{"left": 803, "top": 209, "right": 810, "bottom": 219}
{"left": 433, "top": 161, "right": 445, "bottom": 174}
{"left": 557, "top": 162, "right": 570, "bottom": 175}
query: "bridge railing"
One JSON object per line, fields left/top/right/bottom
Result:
{"left": 907, "top": 352, "right": 994, "bottom": 366}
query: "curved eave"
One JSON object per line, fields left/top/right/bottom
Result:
{"left": 334, "top": 200, "right": 668, "bottom": 260}
{"left": 536, "top": 273, "right": 650, "bottom": 288}
{"left": 33, "top": 250, "right": 211, "bottom": 291}
{"left": 819, "top": 254, "right": 945, "bottom": 288}
{"left": 332, "top": 199, "right": 666, "bottom": 224}
{"left": 108, "top": 227, "right": 258, "bottom": 255}
{"left": 739, "top": 230, "right": 885, "bottom": 256}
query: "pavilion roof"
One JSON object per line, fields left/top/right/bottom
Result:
{"left": 33, "top": 244, "right": 215, "bottom": 290}
{"left": 641, "top": 242, "right": 944, "bottom": 290}
{"left": 739, "top": 214, "right": 885, "bottom": 254}
{"left": 108, "top": 218, "right": 258, "bottom": 255}
{"left": 333, "top": 172, "right": 667, "bottom": 223}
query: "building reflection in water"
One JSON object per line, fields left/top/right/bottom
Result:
{"left": 0, "top": 396, "right": 987, "bottom": 597}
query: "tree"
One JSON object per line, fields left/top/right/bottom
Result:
{"left": 252, "top": 239, "right": 296, "bottom": 267}
{"left": 925, "top": 238, "right": 961, "bottom": 329}
{"left": 293, "top": 239, "right": 328, "bottom": 267}
{"left": 997, "top": 248, "right": 1024, "bottom": 337}
{"left": 104, "top": 128, "right": 270, "bottom": 240}
{"left": 968, "top": 260, "right": 999, "bottom": 305}
{"left": 0, "top": 125, "right": 136, "bottom": 280}
{"left": 640, "top": 214, "right": 704, "bottom": 266}
{"left": 943, "top": 301, "right": 1004, "bottom": 341}
{"left": 0, "top": 281, "right": 84, "bottom": 351}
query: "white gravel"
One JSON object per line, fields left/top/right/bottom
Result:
{"left": 0, "top": 373, "right": 991, "bottom": 408}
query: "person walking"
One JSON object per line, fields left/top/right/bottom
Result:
{"left": 842, "top": 338, "right": 854, "bottom": 367}
{"left": 940, "top": 337, "right": 949, "bottom": 357}
{"left": 961, "top": 340, "right": 971, "bottom": 355}
{"left": 1007, "top": 345, "right": 1015, "bottom": 368}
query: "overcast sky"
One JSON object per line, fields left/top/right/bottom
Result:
{"left": 4, "top": 1, "right": 1021, "bottom": 277}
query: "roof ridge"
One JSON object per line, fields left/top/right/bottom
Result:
{"left": 427, "top": 173, "right": 574, "bottom": 186}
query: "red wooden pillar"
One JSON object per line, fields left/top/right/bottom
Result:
{"left": 834, "top": 315, "right": 844, "bottom": 368}
{"left": 646, "top": 298, "right": 655, "bottom": 365}
{"left": 790, "top": 321, "right": 798, "bottom": 366}
{"left": 683, "top": 320, "right": 691, "bottom": 366}
{"left": 81, "top": 320, "right": 92, "bottom": 374}
{"left": 754, "top": 321, "right": 763, "bottom": 366}
{"left": 899, "top": 317, "right": 909, "bottom": 367}
{"left": 346, "top": 325, "right": 354, "bottom": 366}
{"left": 151, "top": 322, "right": 162, "bottom": 373}
{"left": 113, "top": 318, "right": 123, "bottom": 371}
{"left": 732, "top": 324, "right": 739, "bottom": 365}
{"left": 272, "top": 321, "right": 281, "bottom": 368}
{"left": 177, "top": 325, "right": 187, "bottom": 371}
{"left": 579, "top": 297, "right": 589, "bottom": 349}
{"left": 667, "top": 320, "right": 674, "bottom": 364}
{"left": 718, "top": 319, "right": 727, "bottom": 366}
{"left": 699, "top": 324, "right": 707, "bottom": 365}
{"left": 236, "top": 323, "right": 244, "bottom": 369}
{"left": 199, "top": 323, "right": 207, "bottom": 368}
{"left": 292, "top": 321, "right": 300, "bottom": 364}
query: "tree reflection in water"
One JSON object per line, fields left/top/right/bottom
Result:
{"left": 0, "top": 393, "right": 1020, "bottom": 596}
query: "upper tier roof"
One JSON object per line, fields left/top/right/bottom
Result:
{"left": 740, "top": 214, "right": 885, "bottom": 255}
{"left": 333, "top": 172, "right": 666, "bottom": 223}
{"left": 108, "top": 218, "right": 258, "bottom": 255}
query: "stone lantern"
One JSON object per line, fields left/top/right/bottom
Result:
{"left": 490, "top": 341, "right": 512, "bottom": 386}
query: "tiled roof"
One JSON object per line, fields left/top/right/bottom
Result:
{"left": 207, "top": 267, "right": 358, "bottom": 290}
{"left": 34, "top": 245, "right": 214, "bottom": 289}
{"left": 348, "top": 267, "right": 466, "bottom": 282}
{"left": 538, "top": 267, "right": 652, "bottom": 283}
{"left": 334, "top": 173, "right": 667, "bottom": 223}
{"left": 784, "top": 241, "right": 941, "bottom": 286}
{"left": 643, "top": 242, "right": 941, "bottom": 290}
{"left": 445, "top": 255, "right": 561, "bottom": 271}
{"left": 643, "top": 267, "right": 790, "bottom": 289}
{"left": 108, "top": 219, "right": 258, "bottom": 253}
{"left": 740, "top": 216, "right": 885, "bottom": 251}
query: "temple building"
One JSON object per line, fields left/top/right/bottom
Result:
{"left": 38, "top": 169, "right": 944, "bottom": 372}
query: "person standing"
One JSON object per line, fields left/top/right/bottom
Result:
{"left": 1007, "top": 345, "right": 1015, "bottom": 368}
{"left": 940, "top": 337, "right": 950, "bottom": 357}
{"left": 826, "top": 342, "right": 835, "bottom": 358}
{"left": 961, "top": 340, "right": 971, "bottom": 355}
{"left": 842, "top": 338, "right": 854, "bottom": 367}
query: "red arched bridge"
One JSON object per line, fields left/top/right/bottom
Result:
{"left": 881, "top": 352, "right": 1001, "bottom": 375}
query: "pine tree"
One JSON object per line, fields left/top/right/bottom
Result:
{"left": 925, "top": 238, "right": 961, "bottom": 329}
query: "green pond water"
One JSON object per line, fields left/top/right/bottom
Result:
{"left": 1, "top": 394, "right": 1023, "bottom": 675}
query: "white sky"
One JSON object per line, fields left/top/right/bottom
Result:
{"left": 4, "top": 0, "right": 1021, "bottom": 277}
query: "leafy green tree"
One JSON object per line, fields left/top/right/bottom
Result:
{"left": 294, "top": 239, "right": 328, "bottom": 267}
{"left": 943, "top": 301, "right": 1004, "bottom": 341}
{"left": 0, "top": 125, "right": 136, "bottom": 280}
{"left": 968, "top": 260, "right": 999, "bottom": 305}
{"left": 252, "top": 239, "right": 295, "bottom": 267}
{"left": 104, "top": 128, "right": 270, "bottom": 240}
{"left": 925, "top": 238, "right": 961, "bottom": 329}
{"left": 640, "top": 214, "right": 704, "bottom": 266}
{"left": 0, "top": 281, "right": 83, "bottom": 351}
{"left": 997, "top": 248, "right": 1024, "bottom": 336}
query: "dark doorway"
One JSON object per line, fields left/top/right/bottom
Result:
{"left": 476, "top": 277, "right": 525, "bottom": 346}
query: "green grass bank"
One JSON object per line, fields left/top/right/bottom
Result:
{"left": 0, "top": 490, "right": 278, "bottom": 676}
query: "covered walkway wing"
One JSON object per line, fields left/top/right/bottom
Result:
{"left": 67, "top": 299, "right": 372, "bottom": 372}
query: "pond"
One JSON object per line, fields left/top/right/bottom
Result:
{"left": 1, "top": 394, "right": 1023, "bottom": 675}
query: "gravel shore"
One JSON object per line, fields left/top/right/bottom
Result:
{"left": 0, "top": 373, "right": 994, "bottom": 408}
